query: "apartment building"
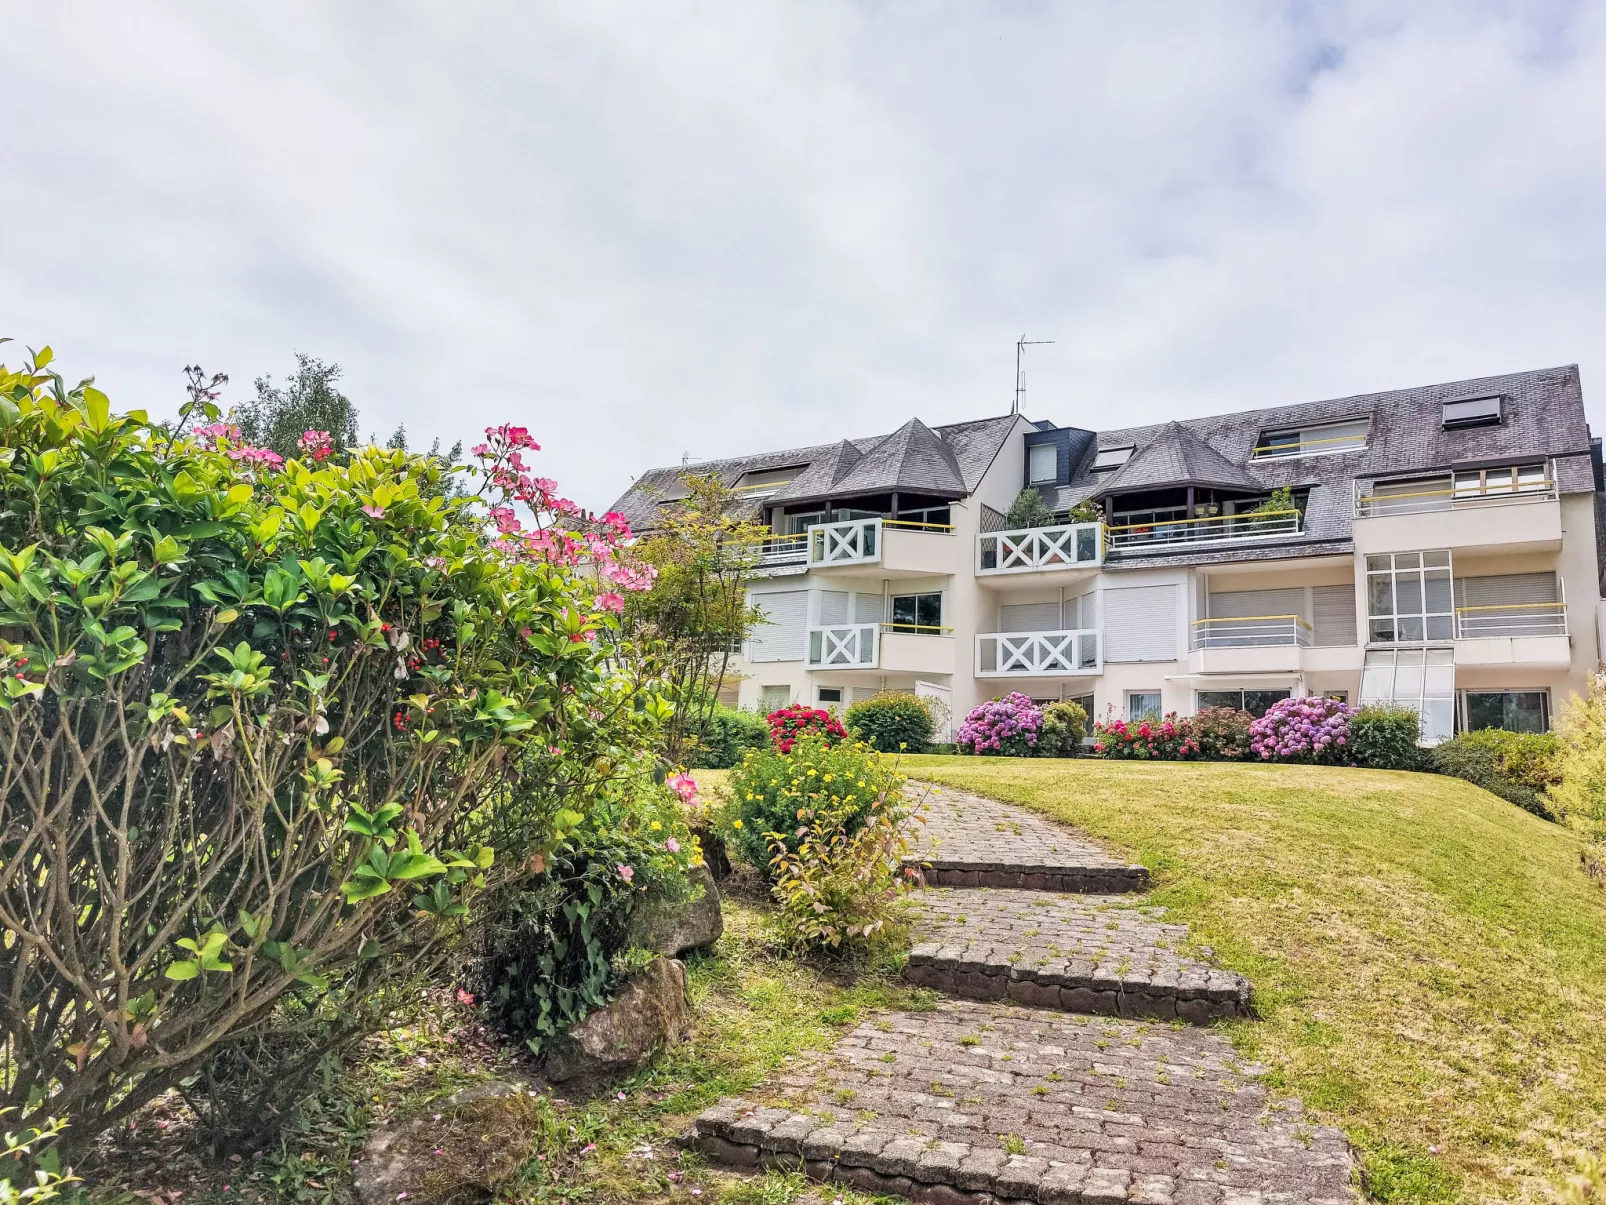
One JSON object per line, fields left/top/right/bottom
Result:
{"left": 608, "top": 366, "right": 1606, "bottom": 743}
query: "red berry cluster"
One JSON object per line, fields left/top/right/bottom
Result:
{"left": 392, "top": 709, "right": 411, "bottom": 732}
{"left": 402, "top": 635, "right": 442, "bottom": 676}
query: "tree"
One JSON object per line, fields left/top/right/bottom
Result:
{"left": 236, "top": 354, "right": 359, "bottom": 461}
{"left": 1004, "top": 486, "right": 1056, "bottom": 529}
{"left": 624, "top": 474, "right": 766, "bottom": 767}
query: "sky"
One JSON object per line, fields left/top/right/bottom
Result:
{"left": 5, "top": 1, "right": 1604, "bottom": 510}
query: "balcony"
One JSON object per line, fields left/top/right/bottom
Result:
{"left": 805, "top": 517, "right": 955, "bottom": 578}
{"left": 1104, "top": 510, "right": 1301, "bottom": 555}
{"left": 806, "top": 623, "right": 956, "bottom": 674}
{"left": 1352, "top": 477, "right": 1562, "bottom": 555}
{"left": 745, "top": 533, "right": 809, "bottom": 571}
{"left": 1453, "top": 601, "right": 1571, "bottom": 668}
{"left": 1187, "top": 614, "right": 1317, "bottom": 676}
{"left": 976, "top": 522, "right": 1102, "bottom": 577}
{"left": 976, "top": 628, "right": 1101, "bottom": 678}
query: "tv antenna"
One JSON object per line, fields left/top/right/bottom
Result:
{"left": 1013, "top": 334, "right": 1054, "bottom": 415}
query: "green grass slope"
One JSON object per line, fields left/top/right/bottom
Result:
{"left": 902, "top": 755, "right": 1606, "bottom": 1204}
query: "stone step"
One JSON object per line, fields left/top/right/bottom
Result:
{"left": 688, "top": 999, "right": 1354, "bottom": 1205}
{"left": 904, "top": 889, "right": 1250, "bottom": 1023}
{"left": 908, "top": 784, "right": 1149, "bottom": 893}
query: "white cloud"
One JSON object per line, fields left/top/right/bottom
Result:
{"left": 3, "top": 1, "right": 1603, "bottom": 507}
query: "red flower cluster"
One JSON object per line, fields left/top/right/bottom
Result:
{"left": 1092, "top": 713, "right": 1200, "bottom": 760}
{"left": 765, "top": 703, "right": 848, "bottom": 754}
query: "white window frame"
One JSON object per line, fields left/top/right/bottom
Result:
{"left": 1452, "top": 463, "right": 1548, "bottom": 498}
{"left": 1028, "top": 443, "right": 1057, "bottom": 484}
{"left": 1442, "top": 395, "right": 1502, "bottom": 429}
{"left": 1126, "top": 691, "right": 1162, "bottom": 722}
{"left": 1251, "top": 419, "right": 1370, "bottom": 461}
{"left": 1092, "top": 445, "right": 1135, "bottom": 471}
{"left": 817, "top": 686, "right": 844, "bottom": 706}
{"left": 1360, "top": 647, "right": 1454, "bottom": 744}
{"left": 1366, "top": 550, "right": 1455, "bottom": 644}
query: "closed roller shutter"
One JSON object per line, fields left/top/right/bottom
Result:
{"left": 1455, "top": 572, "right": 1559, "bottom": 638}
{"left": 818, "top": 590, "right": 849, "bottom": 625}
{"left": 1312, "top": 584, "right": 1358, "bottom": 647}
{"left": 853, "top": 591, "right": 884, "bottom": 623}
{"left": 1207, "top": 588, "right": 1305, "bottom": 621}
{"left": 1455, "top": 572, "right": 1557, "bottom": 607}
{"left": 748, "top": 590, "right": 808, "bottom": 662}
{"left": 1104, "top": 585, "right": 1179, "bottom": 662}
{"left": 1064, "top": 592, "right": 1096, "bottom": 629}
{"left": 999, "top": 601, "right": 1061, "bottom": 633}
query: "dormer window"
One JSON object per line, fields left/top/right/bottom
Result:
{"left": 1092, "top": 445, "right": 1134, "bottom": 471}
{"left": 1028, "top": 443, "right": 1057, "bottom": 484}
{"left": 734, "top": 465, "right": 804, "bottom": 496}
{"left": 1442, "top": 395, "right": 1503, "bottom": 429}
{"left": 1252, "top": 418, "right": 1369, "bottom": 460}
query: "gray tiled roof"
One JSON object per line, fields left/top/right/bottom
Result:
{"left": 1089, "top": 421, "right": 1262, "bottom": 497}
{"left": 610, "top": 414, "right": 1018, "bottom": 531}
{"left": 1044, "top": 364, "right": 1592, "bottom": 560}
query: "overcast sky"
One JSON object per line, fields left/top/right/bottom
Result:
{"left": 5, "top": 2, "right": 1603, "bottom": 509}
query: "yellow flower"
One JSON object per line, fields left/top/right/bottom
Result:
{"left": 733, "top": 819, "right": 744, "bottom": 829}
{"left": 747, "top": 792, "right": 756, "bottom": 800}
{"left": 650, "top": 820, "right": 661, "bottom": 831}
{"left": 823, "top": 774, "right": 833, "bottom": 782}
{"left": 806, "top": 768, "right": 817, "bottom": 776}
{"left": 857, "top": 780, "right": 865, "bottom": 788}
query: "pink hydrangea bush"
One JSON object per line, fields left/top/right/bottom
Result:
{"left": 956, "top": 692, "right": 1042, "bottom": 756}
{"left": 1248, "top": 696, "right": 1354, "bottom": 763}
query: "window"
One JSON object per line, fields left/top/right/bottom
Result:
{"left": 888, "top": 592, "right": 943, "bottom": 634}
{"left": 1127, "top": 692, "right": 1162, "bottom": 721}
{"left": 785, "top": 511, "right": 826, "bottom": 534}
{"left": 1252, "top": 419, "right": 1369, "bottom": 460}
{"left": 1442, "top": 395, "right": 1502, "bottom": 429}
{"left": 817, "top": 686, "right": 844, "bottom": 705}
{"left": 1367, "top": 551, "right": 1453, "bottom": 643}
{"left": 1462, "top": 690, "right": 1549, "bottom": 734}
{"left": 1195, "top": 689, "right": 1291, "bottom": 717}
{"left": 1028, "top": 443, "right": 1057, "bottom": 484}
{"left": 1092, "top": 445, "right": 1134, "bottom": 471}
{"left": 758, "top": 685, "right": 791, "bottom": 711}
{"left": 734, "top": 465, "right": 804, "bottom": 495}
{"left": 1452, "top": 463, "right": 1548, "bottom": 498}
{"left": 896, "top": 504, "right": 952, "bottom": 526}
{"left": 1360, "top": 647, "right": 1454, "bottom": 744}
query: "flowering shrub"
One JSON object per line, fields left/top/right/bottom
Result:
{"left": 0, "top": 347, "right": 664, "bottom": 1147}
{"left": 1190, "top": 707, "right": 1254, "bottom": 761}
{"left": 724, "top": 732, "right": 902, "bottom": 877}
{"left": 1035, "top": 700, "right": 1089, "bottom": 757}
{"left": 1093, "top": 713, "right": 1199, "bottom": 759}
{"left": 766, "top": 702, "right": 847, "bottom": 753}
{"left": 956, "top": 692, "right": 1042, "bottom": 756}
{"left": 1248, "top": 696, "right": 1354, "bottom": 762}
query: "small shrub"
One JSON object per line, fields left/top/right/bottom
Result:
{"left": 1035, "top": 700, "right": 1088, "bottom": 757}
{"left": 1093, "top": 712, "right": 1198, "bottom": 760}
{"left": 1428, "top": 730, "right": 1562, "bottom": 819}
{"left": 1249, "top": 696, "right": 1353, "bottom": 763}
{"left": 725, "top": 733, "right": 901, "bottom": 876}
{"left": 0, "top": 1113, "right": 75, "bottom": 1202}
{"left": 768, "top": 765, "right": 923, "bottom": 952}
{"left": 956, "top": 692, "right": 1042, "bottom": 756}
{"left": 846, "top": 692, "right": 934, "bottom": 753}
{"left": 1004, "top": 486, "right": 1056, "bottom": 529}
{"left": 1348, "top": 705, "right": 1424, "bottom": 770}
{"left": 1190, "top": 707, "right": 1252, "bottom": 761}
{"left": 766, "top": 702, "right": 847, "bottom": 753}
{"left": 1547, "top": 671, "right": 1606, "bottom": 846}
{"left": 693, "top": 706, "right": 770, "bottom": 768}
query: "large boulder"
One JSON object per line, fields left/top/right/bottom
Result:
{"left": 543, "top": 956, "right": 690, "bottom": 1088}
{"left": 353, "top": 1080, "right": 541, "bottom": 1205}
{"left": 627, "top": 863, "right": 724, "bottom": 957}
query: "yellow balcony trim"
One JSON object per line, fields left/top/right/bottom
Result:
{"left": 1105, "top": 509, "right": 1298, "bottom": 532}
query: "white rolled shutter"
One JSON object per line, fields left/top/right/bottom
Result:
{"left": 1312, "top": 584, "right": 1358, "bottom": 647}
{"left": 999, "top": 602, "right": 1062, "bottom": 633}
{"left": 1103, "top": 585, "right": 1179, "bottom": 662}
{"left": 1207, "top": 587, "right": 1305, "bottom": 621}
{"left": 748, "top": 590, "right": 808, "bottom": 662}
{"left": 853, "top": 592, "right": 884, "bottom": 623}
{"left": 818, "top": 590, "right": 849, "bottom": 625}
{"left": 1455, "top": 572, "right": 1557, "bottom": 607}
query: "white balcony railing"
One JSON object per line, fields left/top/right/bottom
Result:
{"left": 809, "top": 518, "right": 881, "bottom": 567}
{"left": 976, "top": 628, "right": 1101, "bottom": 677}
{"left": 1192, "top": 615, "right": 1312, "bottom": 649}
{"left": 806, "top": 623, "right": 879, "bottom": 668}
{"left": 1455, "top": 602, "right": 1569, "bottom": 639}
{"left": 1353, "top": 477, "right": 1558, "bottom": 518}
{"left": 749, "top": 534, "right": 808, "bottom": 567}
{"left": 1105, "top": 510, "right": 1301, "bottom": 553}
{"left": 976, "top": 521, "right": 1102, "bottom": 575}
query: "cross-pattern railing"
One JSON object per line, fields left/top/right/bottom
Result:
{"left": 1455, "top": 602, "right": 1568, "bottom": 639}
{"left": 976, "top": 522, "right": 1102, "bottom": 575}
{"left": 976, "top": 628, "right": 1101, "bottom": 677}
{"left": 1105, "top": 510, "right": 1301, "bottom": 552}
{"left": 1192, "top": 615, "right": 1311, "bottom": 649}
{"left": 806, "top": 623, "right": 879, "bottom": 668}
{"left": 808, "top": 518, "right": 881, "bottom": 567}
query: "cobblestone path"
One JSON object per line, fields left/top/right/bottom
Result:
{"left": 691, "top": 782, "right": 1355, "bottom": 1203}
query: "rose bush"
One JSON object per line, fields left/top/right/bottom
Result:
{"left": 956, "top": 692, "right": 1042, "bottom": 756}
{"left": 766, "top": 702, "right": 847, "bottom": 753}
{"left": 1248, "top": 696, "right": 1354, "bottom": 762}
{"left": 1092, "top": 713, "right": 1199, "bottom": 760}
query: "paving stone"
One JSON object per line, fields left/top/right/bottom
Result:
{"left": 907, "top": 889, "right": 1251, "bottom": 1021}
{"left": 690, "top": 999, "right": 1354, "bottom": 1204}
{"left": 907, "top": 784, "right": 1149, "bottom": 892}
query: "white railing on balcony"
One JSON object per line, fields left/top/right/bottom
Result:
{"left": 1192, "top": 615, "right": 1312, "bottom": 649}
{"left": 1353, "top": 475, "right": 1558, "bottom": 518}
{"left": 1455, "top": 602, "right": 1569, "bottom": 639}
{"left": 750, "top": 534, "right": 808, "bottom": 567}
{"left": 806, "top": 623, "right": 879, "bottom": 668}
{"left": 976, "top": 521, "right": 1102, "bottom": 575}
{"left": 1105, "top": 510, "right": 1301, "bottom": 552}
{"left": 976, "top": 628, "right": 1101, "bottom": 676}
{"left": 809, "top": 518, "right": 881, "bottom": 566}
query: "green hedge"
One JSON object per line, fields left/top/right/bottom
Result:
{"left": 692, "top": 707, "right": 770, "bottom": 768}
{"left": 1427, "top": 729, "right": 1562, "bottom": 818}
{"left": 845, "top": 692, "right": 933, "bottom": 753}
{"left": 1349, "top": 705, "right": 1425, "bottom": 770}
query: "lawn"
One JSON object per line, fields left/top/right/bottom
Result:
{"left": 900, "top": 754, "right": 1606, "bottom": 1204}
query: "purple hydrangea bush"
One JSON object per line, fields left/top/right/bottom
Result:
{"left": 957, "top": 692, "right": 1042, "bottom": 756}
{"left": 1248, "top": 696, "right": 1354, "bottom": 763}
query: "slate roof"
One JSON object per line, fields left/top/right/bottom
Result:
{"left": 609, "top": 414, "right": 1019, "bottom": 532}
{"left": 1040, "top": 364, "right": 1593, "bottom": 565}
{"left": 1088, "top": 421, "right": 1262, "bottom": 497}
